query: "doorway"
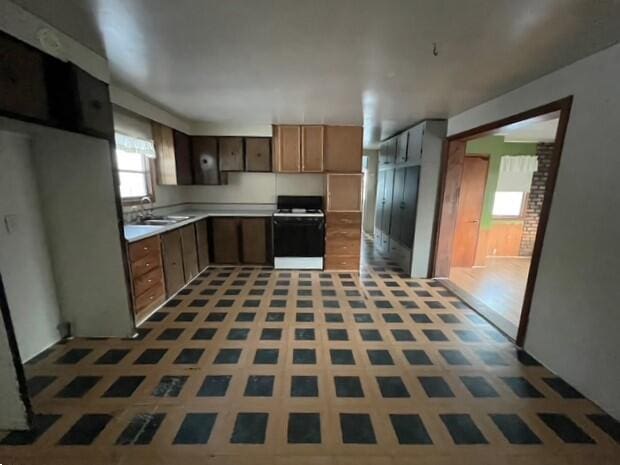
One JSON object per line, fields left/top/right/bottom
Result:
{"left": 433, "top": 97, "right": 572, "bottom": 345}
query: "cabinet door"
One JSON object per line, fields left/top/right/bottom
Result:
{"left": 380, "top": 170, "right": 395, "bottom": 250}
{"left": 173, "top": 130, "right": 194, "bottom": 185}
{"left": 241, "top": 218, "right": 268, "bottom": 264}
{"left": 219, "top": 137, "right": 244, "bottom": 171}
{"left": 180, "top": 224, "right": 198, "bottom": 282}
{"left": 211, "top": 218, "right": 240, "bottom": 264}
{"left": 277, "top": 125, "right": 301, "bottom": 172}
{"left": 161, "top": 230, "right": 185, "bottom": 297}
{"left": 396, "top": 131, "right": 409, "bottom": 164}
{"left": 70, "top": 65, "right": 114, "bottom": 136}
{"left": 245, "top": 137, "right": 272, "bottom": 172}
{"left": 407, "top": 124, "right": 424, "bottom": 162}
{"left": 153, "top": 122, "right": 177, "bottom": 185}
{"left": 301, "top": 125, "right": 324, "bottom": 172}
{"left": 379, "top": 138, "right": 396, "bottom": 166}
{"left": 195, "top": 219, "right": 209, "bottom": 270}
{"left": 326, "top": 174, "right": 362, "bottom": 212}
{"left": 192, "top": 136, "right": 220, "bottom": 185}
{"left": 402, "top": 166, "right": 421, "bottom": 247}
{"left": 375, "top": 170, "right": 386, "bottom": 233}
{"left": 324, "top": 126, "right": 363, "bottom": 172}
{"left": 389, "top": 168, "right": 406, "bottom": 245}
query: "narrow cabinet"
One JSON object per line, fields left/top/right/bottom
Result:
{"left": 245, "top": 137, "right": 272, "bottom": 172}
{"left": 276, "top": 125, "right": 301, "bottom": 172}
{"left": 195, "top": 219, "right": 209, "bottom": 270}
{"left": 161, "top": 230, "right": 185, "bottom": 297}
{"left": 179, "top": 224, "right": 198, "bottom": 282}
{"left": 211, "top": 218, "right": 241, "bottom": 264}
{"left": 191, "top": 136, "right": 221, "bottom": 185}
{"left": 326, "top": 174, "right": 363, "bottom": 212}
{"left": 301, "top": 125, "right": 324, "bottom": 172}
{"left": 324, "top": 126, "right": 363, "bottom": 172}
{"left": 241, "top": 218, "right": 269, "bottom": 264}
{"left": 219, "top": 137, "right": 244, "bottom": 171}
{"left": 172, "top": 130, "right": 194, "bottom": 185}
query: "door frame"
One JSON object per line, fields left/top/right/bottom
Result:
{"left": 431, "top": 96, "right": 573, "bottom": 346}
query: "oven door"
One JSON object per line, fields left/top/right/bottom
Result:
{"left": 273, "top": 216, "right": 325, "bottom": 257}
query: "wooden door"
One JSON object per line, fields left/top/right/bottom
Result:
{"left": 173, "top": 130, "right": 194, "bottom": 185}
{"left": 389, "top": 168, "right": 406, "bottom": 245}
{"left": 277, "top": 125, "right": 301, "bottom": 172}
{"left": 396, "top": 132, "right": 409, "bottom": 163}
{"left": 180, "top": 224, "right": 198, "bottom": 281}
{"left": 301, "top": 125, "right": 324, "bottom": 172}
{"left": 211, "top": 218, "right": 240, "bottom": 264}
{"left": 219, "top": 137, "right": 244, "bottom": 171}
{"left": 195, "top": 219, "right": 209, "bottom": 270}
{"left": 326, "top": 174, "right": 363, "bottom": 212}
{"left": 161, "top": 230, "right": 185, "bottom": 297}
{"left": 192, "top": 136, "right": 220, "bottom": 185}
{"left": 241, "top": 218, "right": 268, "bottom": 264}
{"left": 324, "top": 126, "right": 363, "bottom": 172}
{"left": 451, "top": 157, "right": 489, "bottom": 267}
{"left": 153, "top": 122, "right": 177, "bottom": 185}
{"left": 401, "top": 166, "right": 421, "bottom": 247}
{"left": 245, "top": 137, "right": 272, "bottom": 172}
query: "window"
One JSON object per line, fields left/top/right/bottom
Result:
{"left": 114, "top": 133, "right": 156, "bottom": 202}
{"left": 492, "top": 191, "right": 526, "bottom": 218}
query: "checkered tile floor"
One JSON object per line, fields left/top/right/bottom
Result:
{"left": 1, "top": 238, "right": 618, "bottom": 464}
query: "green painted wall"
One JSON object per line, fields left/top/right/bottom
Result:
{"left": 465, "top": 136, "right": 537, "bottom": 230}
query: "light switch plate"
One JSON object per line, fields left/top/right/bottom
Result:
{"left": 4, "top": 214, "right": 18, "bottom": 234}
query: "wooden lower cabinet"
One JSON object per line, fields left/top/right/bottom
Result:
{"left": 241, "top": 218, "right": 269, "bottom": 264}
{"left": 211, "top": 217, "right": 271, "bottom": 265}
{"left": 161, "top": 230, "right": 185, "bottom": 297}
{"left": 195, "top": 219, "right": 209, "bottom": 270}
{"left": 180, "top": 224, "right": 199, "bottom": 282}
{"left": 127, "top": 236, "right": 165, "bottom": 318}
{"left": 211, "top": 218, "right": 241, "bottom": 264}
{"left": 324, "top": 212, "right": 361, "bottom": 271}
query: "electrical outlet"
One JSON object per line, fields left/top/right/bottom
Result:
{"left": 4, "top": 214, "right": 18, "bottom": 234}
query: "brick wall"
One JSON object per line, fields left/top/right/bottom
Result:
{"left": 519, "top": 143, "right": 554, "bottom": 256}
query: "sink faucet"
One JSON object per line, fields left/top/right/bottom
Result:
{"left": 140, "top": 196, "right": 153, "bottom": 219}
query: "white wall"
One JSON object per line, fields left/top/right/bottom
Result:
{"left": 448, "top": 43, "right": 620, "bottom": 419}
{"left": 0, "top": 131, "right": 62, "bottom": 361}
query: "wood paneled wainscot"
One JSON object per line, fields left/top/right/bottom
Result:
{"left": 127, "top": 235, "right": 165, "bottom": 319}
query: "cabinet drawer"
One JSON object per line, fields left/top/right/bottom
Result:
{"left": 326, "top": 239, "right": 361, "bottom": 256}
{"left": 326, "top": 212, "right": 361, "bottom": 227}
{"left": 326, "top": 227, "right": 361, "bottom": 242}
{"left": 128, "top": 236, "right": 161, "bottom": 262}
{"left": 133, "top": 266, "right": 164, "bottom": 298}
{"left": 325, "top": 254, "right": 360, "bottom": 271}
{"left": 130, "top": 250, "right": 162, "bottom": 278}
{"left": 134, "top": 281, "right": 165, "bottom": 313}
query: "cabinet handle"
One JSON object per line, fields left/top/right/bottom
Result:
{"left": 143, "top": 246, "right": 149, "bottom": 251}
{"left": 147, "top": 279, "right": 152, "bottom": 283}
{"left": 145, "top": 263, "right": 151, "bottom": 267}
{"left": 149, "top": 295, "right": 154, "bottom": 300}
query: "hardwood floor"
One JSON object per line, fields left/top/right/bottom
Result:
{"left": 447, "top": 257, "right": 531, "bottom": 339}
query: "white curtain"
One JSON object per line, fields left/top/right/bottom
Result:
{"left": 114, "top": 132, "right": 156, "bottom": 159}
{"left": 496, "top": 155, "right": 538, "bottom": 192}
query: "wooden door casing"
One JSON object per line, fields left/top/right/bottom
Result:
{"left": 451, "top": 156, "right": 489, "bottom": 267}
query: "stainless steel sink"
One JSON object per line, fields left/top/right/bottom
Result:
{"left": 132, "top": 215, "right": 194, "bottom": 226}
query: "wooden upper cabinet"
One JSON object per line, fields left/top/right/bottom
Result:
{"left": 326, "top": 174, "right": 363, "bottom": 212}
{"left": 153, "top": 122, "right": 177, "bottom": 185}
{"left": 219, "top": 137, "right": 244, "bottom": 171}
{"left": 70, "top": 64, "right": 113, "bottom": 136}
{"left": 173, "top": 130, "right": 193, "bottom": 185}
{"left": 191, "top": 136, "right": 220, "bottom": 185}
{"left": 301, "top": 125, "right": 324, "bottom": 172}
{"left": 276, "top": 125, "right": 301, "bottom": 172}
{"left": 324, "top": 126, "right": 363, "bottom": 173}
{"left": 245, "top": 137, "right": 272, "bottom": 172}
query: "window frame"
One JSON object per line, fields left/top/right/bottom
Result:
{"left": 115, "top": 148, "right": 156, "bottom": 206}
{"left": 491, "top": 191, "right": 528, "bottom": 220}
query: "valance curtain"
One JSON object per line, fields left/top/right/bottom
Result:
{"left": 496, "top": 155, "right": 538, "bottom": 192}
{"left": 114, "top": 132, "right": 156, "bottom": 159}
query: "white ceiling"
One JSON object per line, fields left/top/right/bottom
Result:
{"left": 12, "top": 0, "right": 620, "bottom": 147}
{"left": 495, "top": 116, "right": 560, "bottom": 143}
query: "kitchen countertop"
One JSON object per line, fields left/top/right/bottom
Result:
{"left": 124, "top": 209, "right": 274, "bottom": 243}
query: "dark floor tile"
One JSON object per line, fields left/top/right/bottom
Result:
{"left": 454, "top": 329, "right": 481, "bottom": 342}
{"left": 514, "top": 349, "right": 542, "bottom": 366}
{"left": 293, "top": 348, "right": 317, "bottom": 364}
{"left": 411, "top": 313, "right": 432, "bottom": 323}
{"left": 325, "top": 313, "right": 344, "bottom": 323}
{"left": 266, "top": 312, "right": 285, "bottom": 322}
{"left": 438, "top": 313, "right": 460, "bottom": 324}
{"left": 287, "top": 413, "right": 321, "bottom": 444}
{"left": 134, "top": 348, "right": 167, "bottom": 365}
{"left": 116, "top": 413, "right": 165, "bottom": 445}
{"left": 55, "top": 348, "right": 92, "bottom": 364}
{"left": 0, "top": 414, "right": 61, "bottom": 445}
{"left": 262, "top": 328, "right": 283, "bottom": 340}
{"left": 587, "top": 414, "right": 620, "bottom": 443}
{"left": 538, "top": 413, "right": 595, "bottom": 444}
{"left": 291, "top": 376, "right": 319, "bottom": 397}
{"left": 173, "top": 413, "right": 217, "bottom": 445}
{"left": 360, "top": 329, "right": 382, "bottom": 341}
{"left": 58, "top": 414, "right": 112, "bottom": 445}
{"left": 273, "top": 289, "right": 288, "bottom": 296}
{"left": 157, "top": 328, "right": 184, "bottom": 340}
{"left": 501, "top": 377, "right": 544, "bottom": 398}
{"left": 419, "top": 376, "right": 454, "bottom": 398}
{"left": 367, "top": 349, "right": 394, "bottom": 365}
{"left": 422, "top": 329, "right": 448, "bottom": 342}
{"left": 298, "top": 289, "right": 312, "bottom": 297}
{"left": 543, "top": 377, "right": 584, "bottom": 399}
{"left": 244, "top": 375, "right": 275, "bottom": 397}
{"left": 230, "top": 413, "right": 269, "bottom": 444}
{"left": 382, "top": 313, "right": 403, "bottom": 323}
{"left": 375, "top": 300, "right": 393, "bottom": 309}
{"left": 27, "top": 375, "right": 56, "bottom": 397}
{"left": 56, "top": 376, "right": 101, "bottom": 398}
{"left": 334, "top": 376, "right": 364, "bottom": 398}
{"left": 174, "top": 348, "right": 205, "bottom": 364}
{"left": 439, "top": 349, "right": 471, "bottom": 366}
{"left": 198, "top": 375, "right": 232, "bottom": 397}
{"left": 490, "top": 414, "right": 541, "bottom": 444}
{"left": 236, "top": 312, "right": 256, "bottom": 322}
{"left": 476, "top": 350, "right": 508, "bottom": 366}
{"left": 377, "top": 376, "right": 410, "bottom": 398}
{"left": 440, "top": 414, "right": 488, "bottom": 445}
{"left": 214, "top": 348, "right": 242, "bottom": 364}
{"left": 216, "top": 299, "right": 235, "bottom": 308}
{"left": 340, "top": 414, "right": 376, "bottom": 444}
{"left": 103, "top": 376, "right": 145, "bottom": 398}
{"left": 354, "top": 313, "right": 373, "bottom": 323}
{"left": 328, "top": 329, "right": 349, "bottom": 341}
{"left": 152, "top": 375, "right": 188, "bottom": 397}
{"left": 132, "top": 328, "right": 151, "bottom": 340}
{"left": 244, "top": 299, "right": 261, "bottom": 308}
{"left": 400, "top": 300, "right": 419, "bottom": 309}
{"left": 190, "top": 298, "right": 209, "bottom": 306}
{"left": 175, "top": 312, "right": 197, "bottom": 322}
{"left": 322, "top": 289, "right": 336, "bottom": 296}
{"left": 254, "top": 348, "right": 279, "bottom": 364}
{"left": 165, "top": 299, "right": 182, "bottom": 307}
{"left": 389, "top": 414, "right": 433, "bottom": 445}
{"left": 296, "top": 312, "right": 314, "bottom": 322}
{"left": 391, "top": 329, "right": 415, "bottom": 341}
{"left": 192, "top": 328, "right": 217, "bottom": 340}
{"left": 227, "top": 328, "right": 250, "bottom": 340}
{"left": 249, "top": 289, "right": 265, "bottom": 296}
{"left": 349, "top": 300, "right": 366, "bottom": 309}
{"left": 403, "top": 349, "right": 433, "bottom": 366}
{"left": 460, "top": 376, "right": 499, "bottom": 398}
{"left": 225, "top": 289, "right": 241, "bottom": 296}
{"left": 295, "top": 328, "right": 315, "bottom": 340}
{"left": 205, "top": 312, "right": 227, "bottom": 322}
{"left": 330, "top": 349, "right": 355, "bottom": 365}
